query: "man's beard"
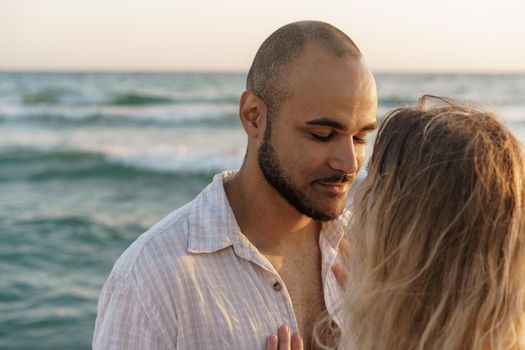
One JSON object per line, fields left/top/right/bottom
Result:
{"left": 257, "top": 123, "right": 350, "bottom": 222}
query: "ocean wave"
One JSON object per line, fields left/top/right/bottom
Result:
{"left": 378, "top": 95, "right": 415, "bottom": 106}
{"left": 0, "top": 148, "right": 240, "bottom": 181}
{"left": 14, "top": 89, "right": 240, "bottom": 107}
{"left": 108, "top": 153, "right": 242, "bottom": 176}
{"left": 22, "top": 88, "right": 68, "bottom": 105}
{"left": 0, "top": 102, "right": 239, "bottom": 128}
{"left": 11, "top": 215, "right": 146, "bottom": 246}
{"left": 107, "top": 93, "right": 175, "bottom": 106}
{"left": 106, "top": 92, "right": 238, "bottom": 106}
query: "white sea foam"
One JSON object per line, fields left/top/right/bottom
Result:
{"left": 0, "top": 123, "right": 247, "bottom": 174}
{"left": 107, "top": 153, "right": 243, "bottom": 174}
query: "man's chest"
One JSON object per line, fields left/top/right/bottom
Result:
{"left": 170, "top": 248, "right": 328, "bottom": 349}
{"left": 280, "top": 262, "right": 326, "bottom": 347}
{"left": 170, "top": 250, "right": 314, "bottom": 348}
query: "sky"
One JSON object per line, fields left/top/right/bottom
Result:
{"left": 0, "top": 0, "right": 524, "bottom": 73}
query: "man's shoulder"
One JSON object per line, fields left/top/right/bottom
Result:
{"left": 94, "top": 203, "right": 198, "bottom": 349}
{"left": 111, "top": 200, "right": 194, "bottom": 279}
{"left": 106, "top": 171, "right": 235, "bottom": 287}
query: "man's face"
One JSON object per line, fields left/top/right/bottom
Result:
{"left": 257, "top": 47, "right": 377, "bottom": 221}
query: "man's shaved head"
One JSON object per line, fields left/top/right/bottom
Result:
{"left": 246, "top": 20, "right": 362, "bottom": 115}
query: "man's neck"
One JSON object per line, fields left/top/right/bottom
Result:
{"left": 223, "top": 166, "right": 322, "bottom": 253}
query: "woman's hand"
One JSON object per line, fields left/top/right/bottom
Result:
{"left": 265, "top": 324, "right": 303, "bottom": 350}
{"left": 332, "top": 238, "right": 351, "bottom": 288}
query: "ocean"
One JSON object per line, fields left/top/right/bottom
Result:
{"left": 1, "top": 72, "right": 524, "bottom": 349}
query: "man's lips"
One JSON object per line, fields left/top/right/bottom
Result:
{"left": 314, "top": 181, "right": 349, "bottom": 194}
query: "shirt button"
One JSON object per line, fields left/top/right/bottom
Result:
{"left": 273, "top": 281, "right": 283, "bottom": 291}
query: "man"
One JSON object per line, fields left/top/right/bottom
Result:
{"left": 93, "top": 20, "right": 377, "bottom": 349}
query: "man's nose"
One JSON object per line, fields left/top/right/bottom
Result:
{"left": 328, "top": 140, "right": 359, "bottom": 175}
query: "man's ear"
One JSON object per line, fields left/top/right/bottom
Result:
{"left": 239, "top": 90, "right": 266, "bottom": 139}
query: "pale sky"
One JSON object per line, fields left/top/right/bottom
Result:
{"left": 1, "top": 0, "right": 524, "bottom": 72}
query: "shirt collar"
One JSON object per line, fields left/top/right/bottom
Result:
{"left": 187, "top": 171, "right": 240, "bottom": 253}
{"left": 187, "top": 170, "right": 349, "bottom": 255}
{"left": 321, "top": 208, "right": 350, "bottom": 251}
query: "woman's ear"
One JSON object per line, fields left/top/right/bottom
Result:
{"left": 239, "top": 90, "right": 267, "bottom": 139}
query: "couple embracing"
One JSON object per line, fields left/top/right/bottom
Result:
{"left": 94, "top": 21, "right": 525, "bottom": 350}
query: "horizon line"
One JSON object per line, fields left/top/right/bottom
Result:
{"left": 1, "top": 68, "right": 524, "bottom": 75}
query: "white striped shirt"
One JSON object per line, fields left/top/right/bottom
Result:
{"left": 93, "top": 171, "right": 348, "bottom": 349}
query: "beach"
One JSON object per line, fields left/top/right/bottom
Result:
{"left": 1, "top": 72, "right": 524, "bottom": 349}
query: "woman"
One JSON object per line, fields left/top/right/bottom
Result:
{"left": 267, "top": 96, "right": 525, "bottom": 349}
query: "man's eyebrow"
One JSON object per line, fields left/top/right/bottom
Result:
{"left": 305, "top": 118, "right": 378, "bottom": 132}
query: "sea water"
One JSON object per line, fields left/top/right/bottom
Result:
{"left": 1, "top": 72, "right": 524, "bottom": 349}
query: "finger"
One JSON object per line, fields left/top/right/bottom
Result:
{"left": 332, "top": 263, "right": 348, "bottom": 287}
{"left": 338, "top": 238, "right": 352, "bottom": 264}
{"left": 291, "top": 333, "right": 304, "bottom": 350}
{"left": 278, "top": 324, "right": 291, "bottom": 349}
{"left": 265, "top": 335, "right": 278, "bottom": 350}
